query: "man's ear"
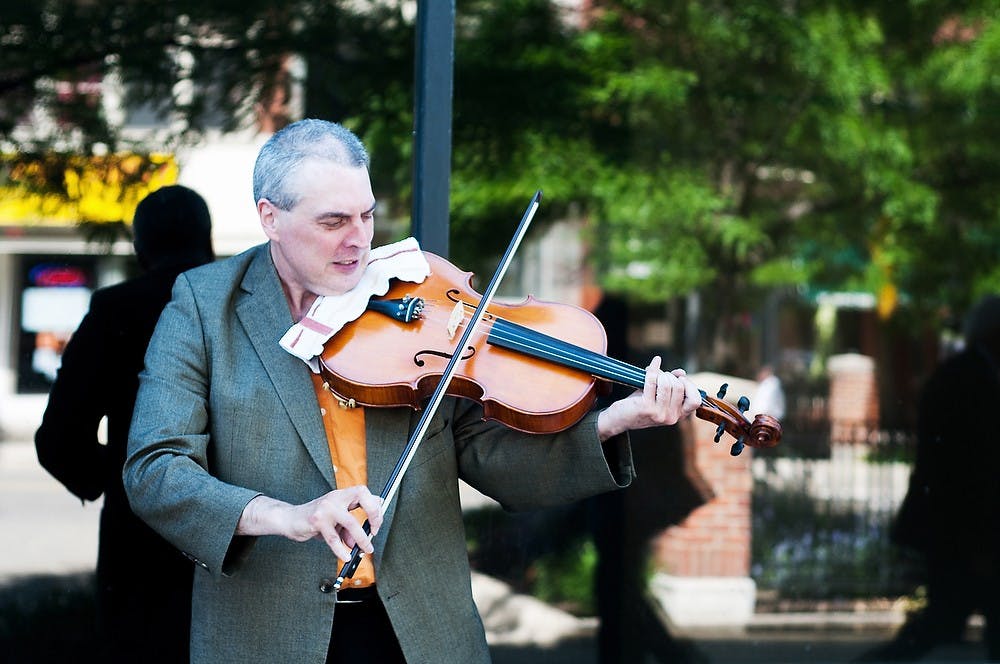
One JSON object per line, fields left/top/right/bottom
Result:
{"left": 258, "top": 199, "right": 279, "bottom": 241}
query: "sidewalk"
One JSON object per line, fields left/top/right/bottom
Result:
{"left": 0, "top": 437, "right": 991, "bottom": 663}
{"left": 0, "top": 439, "right": 101, "bottom": 580}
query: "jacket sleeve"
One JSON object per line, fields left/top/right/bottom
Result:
{"left": 34, "top": 295, "right": 110, "bottom": 502}
{"left": 123, "top": 273, "right": 260, "bottom": 579}
{"left": 452, "top": 396, "right": 635, "bottom": 512}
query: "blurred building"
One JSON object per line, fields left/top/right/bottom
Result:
{"left": 0, "top": 70, "right": 282, "bottom": 438}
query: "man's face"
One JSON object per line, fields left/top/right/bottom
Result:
{"left": 261, "top": 159, "right": 376, "bottom": 297}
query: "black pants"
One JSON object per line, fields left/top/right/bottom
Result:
{"left": 327, "top": 588, "right": 406, "bottom": 663}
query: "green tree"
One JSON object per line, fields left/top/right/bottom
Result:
{"left": 572, "top": 1, "right": 1000, "bottom": 355}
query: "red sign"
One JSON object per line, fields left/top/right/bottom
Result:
{"left": 29, "top": 264, "right": 89, "bottom": 287}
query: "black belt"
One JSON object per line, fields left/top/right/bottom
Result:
{"left": 335, "top": 586, "right": 379, "bottom": 605}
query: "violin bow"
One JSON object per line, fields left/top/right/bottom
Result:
{"left": 333, "top": 190, "right": 544, "bottom": 590}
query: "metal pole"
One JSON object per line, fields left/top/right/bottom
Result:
{"left": 411, "top": 0, "right": 455, "bottom": 258}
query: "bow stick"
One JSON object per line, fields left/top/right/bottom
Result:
{"left": 333, "top": 190, "right": 543, "bottom": 590}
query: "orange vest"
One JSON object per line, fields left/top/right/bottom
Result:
{"left": 310, "top": 374, "right": 376, "bottom": 588}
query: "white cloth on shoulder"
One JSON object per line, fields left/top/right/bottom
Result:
{"left": 279, "top": 237, "right": 430, "bottom": 370}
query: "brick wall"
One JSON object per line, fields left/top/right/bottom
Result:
{"left": 653, "top": 374, "right": 756, "bottom": 578}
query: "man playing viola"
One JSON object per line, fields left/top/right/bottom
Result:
{"left": 124, "top": 118, "right": 701, "bottom": 664}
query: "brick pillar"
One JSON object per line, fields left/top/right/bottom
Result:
{"left": 827, "top": 353, "right": 879, "bottom": 444}
{"left": 646, "top": 372, "right": 757, "bottom": 629}
{"left": 652, "top": 417, "right": 753, "bottom": 577}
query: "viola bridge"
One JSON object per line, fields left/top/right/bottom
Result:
{"left": 447, "top": 301, "right": 464, "bottom": 340}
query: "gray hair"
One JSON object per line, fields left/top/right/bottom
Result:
{"left": 252, "top": 119, "right": 370, "bottom": 210}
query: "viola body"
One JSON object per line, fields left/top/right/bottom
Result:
{"left": 320, "top": 252, "right": 610, "bottom": 433}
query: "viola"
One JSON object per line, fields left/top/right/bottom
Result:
{"left": 319, "top": 252, "right": 781, "bottom": 455}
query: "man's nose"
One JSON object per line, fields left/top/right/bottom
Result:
{"left": 344, "top": 216, "right": 370, "bottom": 245}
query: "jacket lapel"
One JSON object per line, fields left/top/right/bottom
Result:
{"left": 235, "top": 245, "right": 336, "bottom": 490}
{"left": 233, "top": 245, "right": 418, "bottom": 552}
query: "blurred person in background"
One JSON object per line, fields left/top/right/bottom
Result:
{"left": 860, "top": 295, "right": 1000, "bottom": 662}
{"left": 753, "top": 364, "right": 785, "bottom": 421}
{"left": 589, "top": 293, "right": 711, "bottom": 664}
{"left": 35, "top": 185, "right": 215, "bottom": 663}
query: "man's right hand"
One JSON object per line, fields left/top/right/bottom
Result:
{"left": 236, "top": 487, "right": 383, "bottom": 562}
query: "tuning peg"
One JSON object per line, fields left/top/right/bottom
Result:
{"left": 730, "top": 437, "right": 745, "bottom": 456}
{"left": 737, "top": 396, "right": 750, "bottom": 414}
{"left": 716, "top": 383, "right": 728, "bottom": 399}
{"left": 714, "top": 422, "right": 726, "bottom": 443}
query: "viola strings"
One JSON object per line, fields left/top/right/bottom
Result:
{"left": 383, "top": 297, "right": 722, "bottom": 419}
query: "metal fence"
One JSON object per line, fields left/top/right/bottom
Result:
{"left": 749, "top": 387, "right": 925, "bottom": 601}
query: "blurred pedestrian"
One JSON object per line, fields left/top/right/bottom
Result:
{"left": 858, "top": 295, "right": 1000, "bottom": 662}
{"left": 589, "top": 293, "right": 711, "bottom": 664}
{"left": 753, "top": 364, "right": 785, "bottom": 420}
{"left": 35, "top": 184, "right": 215, "bottom": 663}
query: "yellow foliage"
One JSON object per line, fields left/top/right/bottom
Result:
{"left": 0, "top": 152, "right": 178, "bottom": 227}
{"left": 877, "top": 282, "right": 899, "bottom": 320}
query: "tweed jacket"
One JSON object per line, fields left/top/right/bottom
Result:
{"left": 124, "top": 243, "right": 634, "bottom": 664}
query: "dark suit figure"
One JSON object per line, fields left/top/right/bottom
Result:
{"left": 860, "top": 295, "right": 1000, "bottom": 662}
{"left": 35, "top": 185, "right": 214, "bottom": 663}
{"left": 590, "top": 295, "right": 710, "bottom": 663}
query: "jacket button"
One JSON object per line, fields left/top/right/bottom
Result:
{"left": 319, "top": 579, "right": 334, "bottom": 593}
